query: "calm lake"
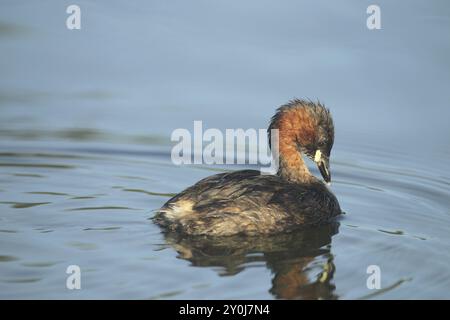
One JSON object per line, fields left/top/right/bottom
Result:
{"left": 1, "top": 0, "right": 449, "bottom": 299}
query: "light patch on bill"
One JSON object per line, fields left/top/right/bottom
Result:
{"left": 314, "top": 149, "right": 322, "bottom": 162}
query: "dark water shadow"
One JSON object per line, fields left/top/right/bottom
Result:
{"left": 162, "top": 222, "right": 340, "bottom": 299}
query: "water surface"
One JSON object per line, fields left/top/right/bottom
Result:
{"left": 1, "top": 0, "right": 450, "bottom": 299}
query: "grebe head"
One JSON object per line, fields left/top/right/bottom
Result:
{"left": 268, "top": 99, "right": 334, "bottom": 183}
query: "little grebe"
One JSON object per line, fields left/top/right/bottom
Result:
{"left": 154, "top": 99, "right": 341, "bottom": 236}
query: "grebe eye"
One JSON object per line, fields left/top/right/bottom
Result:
{"left": 304, "top": 144, "right": 314, "bottom": 152}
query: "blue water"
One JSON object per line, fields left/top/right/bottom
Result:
{"left": 0, "top": 0, "right": 449, "bottom": 299}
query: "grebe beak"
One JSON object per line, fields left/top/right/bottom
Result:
{"left": 317, "top": 158, "right": 331, "bottom": 183}
{"left": 314, "top": 150, "right": 331, "bottom": 183}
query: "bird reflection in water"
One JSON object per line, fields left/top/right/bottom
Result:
{"left": 161, "top": 222, "right": 339, "bottom": 299}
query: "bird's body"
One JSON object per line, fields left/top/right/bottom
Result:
{"left": 155, "top": 169, "right": 340, "bottom": 236}
{"left": 154, "top": 99, "right": 342, "bottom": 236}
